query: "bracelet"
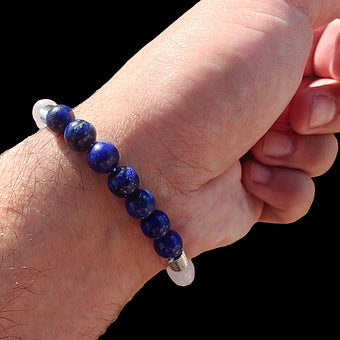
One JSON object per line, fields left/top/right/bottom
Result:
{"left": 32, "top": 99, "right": 195, "bottom": 286}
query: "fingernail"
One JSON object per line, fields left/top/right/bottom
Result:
{"left": 263, "top": 130, "right": 293, "bottom": 158}
{"left": 250, "top": 162, "right": 272, "bottom": 185}
{"left": 310, "top": 95, "right": 336, "bottom": 128}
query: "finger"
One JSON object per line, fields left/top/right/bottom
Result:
{"left": 286, "top": 0, "right": 340, "bottom": 28}
{"left": 251, "top": 129, "right": 338, "bottom": 177}
{"left": 304, "top": 25, "right": 328, "bottom": 76}
{"left": 242, "top": 159, "right": 315, "bottom": 224}
{"left": 314, "top": 19, "right": 340, "bottom": 79}
{"left": 289, "top": 78, "right": 340, "bottom": 134}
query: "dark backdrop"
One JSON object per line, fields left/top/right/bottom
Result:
{"left": 2, "top": 1, "right": 338, "bottom": 338}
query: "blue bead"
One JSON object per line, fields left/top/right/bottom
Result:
{"left": 87, "top": 141, "right": 119, "bottom": 173}
{"left": 154, "top": 230, "right": 183, "bottom": 259}
{"left": 125, "top": 189, "right": 155, "bottom": 219}
{"left": 64, "top": 119, "right": 96, "bottom": 151}
{"left": 141, "top": 210, "right": 170, "bottom": 239}
{"left": 46, "top": 104, "right": 75, "bottom": 134}
{"left": 108, "top": 166, "right": 140, "bottom": 198}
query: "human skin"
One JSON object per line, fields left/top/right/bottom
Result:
{"left": 0, "top": 0, "right": 339, "bottom": 338}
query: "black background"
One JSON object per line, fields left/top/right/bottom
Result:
{"left": 2, "top": 1, "right": 338, "bottom": 338}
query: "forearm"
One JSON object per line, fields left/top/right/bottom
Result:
{"left": 0, "top": 126, "right": 164, "bottom": 338}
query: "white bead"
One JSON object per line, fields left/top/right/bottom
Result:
{"left": 32, "top": 99, "right": 57, "bottom": 129}
{"left": 166, "top": 258, "right": 195, "bottom": 286}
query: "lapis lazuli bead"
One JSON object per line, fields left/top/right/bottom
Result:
{"left": 108, "top": 166, "right": 140, "bottom": 198}
{"left": 125, "top": 189, "right": 155, "bottom": 219}
{"left": 141, "top": 210, "right": 170, "bottom": 239}
{"left": 64, "top": 119, "right": 96, "bottom": 151}
{"left": 87, "top": 141, "right": 119, "bottom": 173}
{"left": 46, "top": 104, "right": 75, "bottom": 134}
{"left": 154, "top": 230, "right": 183, "bottom": 259}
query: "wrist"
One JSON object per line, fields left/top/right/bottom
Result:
{"left": 0, "top": 123, "right": 164, "bottom": 337}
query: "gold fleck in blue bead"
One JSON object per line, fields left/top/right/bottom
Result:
{"left": 64, "top": 119, "right": 96, "bottom": 151}
{"left": 108, "top": 166, "right": 140, "bottom": 198}
{"left": 141, "top": 210, "right": 170, "bottom": 239}
{"left": 125, "top": 189, "right": 155, "bottom": 219}
{"left": 154, "top": 230, "right": 183, "bottom": 259}
{"left": 87, "top": 141, "right": 119, "bottom": 173}
{"left": 46, "top": 104, "right": 75, "bottom": 134}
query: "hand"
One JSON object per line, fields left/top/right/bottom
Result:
{"left": 243, "top": 18, "right": 340, "bottom": 223}
{"left": 1, "top": 0, "right": 339, "bottom": 338}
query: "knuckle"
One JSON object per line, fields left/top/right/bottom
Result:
{"left": 308, "top": 134, "right": 338, "bottom": 177}
{"left": 268, "top": 170, "right": 315, "bottom": 224}
{"left": 282, "top": 174, "right": 315, "bottom": 223}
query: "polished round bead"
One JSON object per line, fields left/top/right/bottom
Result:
{"left": 166, "top": 257, "right": 195, "bottom": 286}
{"left": 108, "top": 166, "right": 140, "bottom": 198}
{"left": 46, "top": 104, "right": 75, "bottom": 134}
{"left": 125, "top": 189, "right": 155, "bottom": 219}
{"left": 32, "top": 99, "right": 57, "bottom": 129}
{"left": 87, "top": 141, "right": 119, "bottom": 173}
{"left": 154, "top": 230, "right": 183, "bottom": 259}
{"left": 141, "top": 210, "right": 170, "bottom": 239}
{"left": 64, "top": 119, "right": 96, "bottom": 151}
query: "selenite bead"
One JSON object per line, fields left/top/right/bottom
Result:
{"left": 166, "top": 258, "right": 195, "bottom": 287}
{"left": 108, "top": 166, "right": 140, "bottom": 198}
{"left": 154, "top": 230, "right": 183, "bottom": 259}
{"left": 125, "top": 189, "right": 155, "bottom": 219}
{"left": 32, "top": 99, "right": 57, "bottom": 129}
{"left": 87, "top": 141, "right": 119, "bottom": 173}
{"left": 64, "top": 119, "right": 97, "bottom": 151}
{"left": 46, "top": 104, "right": 75, "bottom": 134}
{"left": 141, "top": 210, "right": 170, "bottom": 239}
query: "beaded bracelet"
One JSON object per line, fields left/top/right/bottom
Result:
{"left": 32, "top": 99, "right": 195, "bottom": 286}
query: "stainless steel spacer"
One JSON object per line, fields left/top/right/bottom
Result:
{"left": 168, "top": 251, "right": 188, "bottom": 272}
{"left": 39, "top": 104, "right": 55, "bottom": 123}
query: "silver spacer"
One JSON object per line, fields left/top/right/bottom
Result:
{"left": 168, "top": 251, "right": 188, "bottom": 272}
{"left": 39, "top": 104, "right": 55, "bottom": 123}
{"left": 32, "top": 99, "right": 57, "bottom": 129}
